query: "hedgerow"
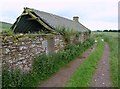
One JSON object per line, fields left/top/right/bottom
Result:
{"left": 2, "top": 38, "right": 94, "bottom": 88}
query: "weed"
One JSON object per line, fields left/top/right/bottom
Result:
{"left": 2, "top": 38, "right": 94, "bottom": 87}
{"left": 56, "top": 27, "right": 81, "bottom": 43}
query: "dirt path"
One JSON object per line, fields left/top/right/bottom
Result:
{"left": 91, "top": 42, "right": 112, "bottom": 87}
{"left": 39, "top": 44, "right": 96, "bottom": 87}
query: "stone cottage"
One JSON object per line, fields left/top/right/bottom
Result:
{"left": 2, "top": 7, "right": 91, "bottom": 71}
{"left": 11, "top": 7, "right": 90, "bottom": 38}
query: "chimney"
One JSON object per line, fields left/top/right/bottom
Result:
{"left": 73, "top": 16, "right": 79, "bottom": 22}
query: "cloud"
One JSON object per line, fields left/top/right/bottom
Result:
{"left": 0, "top": 0, "right": 118, "bottom": 30}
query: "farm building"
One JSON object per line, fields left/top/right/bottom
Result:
{"left": 2, "top": 7, "right": 92, "bottom": 71}
{"left": 11, "top": 7, "right": 90, "bottom": 37}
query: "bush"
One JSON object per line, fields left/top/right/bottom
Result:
{"left": 2, "top": 38, "right": 94, "bottom": 87}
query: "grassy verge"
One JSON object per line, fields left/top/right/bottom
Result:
{"left": 2, "top": 38, "right": 94, "bottom": 87}
{"left": 101, "top": 32, "right": 118, "bottom": 87}
{"left": 65, "top": 38, "right": 104, "bottom": 87}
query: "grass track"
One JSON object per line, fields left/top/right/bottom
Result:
{"left": 65, "top": 38, "right": 104, "bottom": 87}
{"left": 100, "top": 32, "right": 118, "bottom": 87}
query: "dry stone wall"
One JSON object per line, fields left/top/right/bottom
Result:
{"left": 1, "top": 33, "right": 86, "bottom": 71}
{"left": 1, "top": 34, "right": 65, "bottom": 72}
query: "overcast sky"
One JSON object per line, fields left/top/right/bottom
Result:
{"left": 0, "top": 0, "right": 118, "bottom": 30}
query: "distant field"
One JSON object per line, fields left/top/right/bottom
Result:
{"left": 0, "top": 21, "right": 12, "bottom": 32}
{"left": 93, "top": 32, "right": 118, "bottom": 38}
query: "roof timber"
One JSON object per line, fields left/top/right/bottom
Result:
{"left": 12, "top": 8, "right": 55, "bottom": 33}
{"left": 12, "top": 16, "right": 22, "bottom": 32}
{"left": 28, "top": 11, "right": 54, "bottom": 31}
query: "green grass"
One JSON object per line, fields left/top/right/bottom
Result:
{"left": 2, "top": 38, "right": 94, "bottom": 87}
{"left": 0, "top": 21, "right": 12, "bottom": 32}
{"left": 65, "top": 38, "right": 104, "bottom": 87}
{"left": 93, "top": 32, "right": 118, "bottom": 38}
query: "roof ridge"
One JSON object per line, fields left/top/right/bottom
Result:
{"left": 24, "top": 7, "right": 89, "bottom": 32}
{"left": 27, "top": 7, "right": 80, "bottom": 24}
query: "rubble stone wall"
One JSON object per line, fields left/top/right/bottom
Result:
{"left": 1, "top": 34, "right": 65, "bottom": 71}
{"left": 1, "top": 33, "right": 86, "bottom": 71}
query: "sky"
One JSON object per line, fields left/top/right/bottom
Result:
{"left": 0, "top": 0, "right": 118, "bottom": 31}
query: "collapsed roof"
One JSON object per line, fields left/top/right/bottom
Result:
{"left": 11, "top": 7, "right": 90, "bottom": 33}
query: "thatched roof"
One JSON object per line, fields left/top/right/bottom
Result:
{"left": 11, "top": 7, "right": 90, "bottom": 33}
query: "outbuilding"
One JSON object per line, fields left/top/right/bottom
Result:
{"left": 11, "top": 7, "right": 91, "bottom": 42}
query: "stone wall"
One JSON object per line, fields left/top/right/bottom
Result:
{"left": 1, "top": 33, "right": 87, "bottom": 71}
{"left": 1, "top": 34, "right": 65, "bottom": 71}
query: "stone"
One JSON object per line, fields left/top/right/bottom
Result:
{"left": 2, "top": 34, "right": 80, "bottom": 72}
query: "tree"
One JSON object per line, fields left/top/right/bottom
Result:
{"left": 103, "top": 30, "right": 108, "bottom": 32}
